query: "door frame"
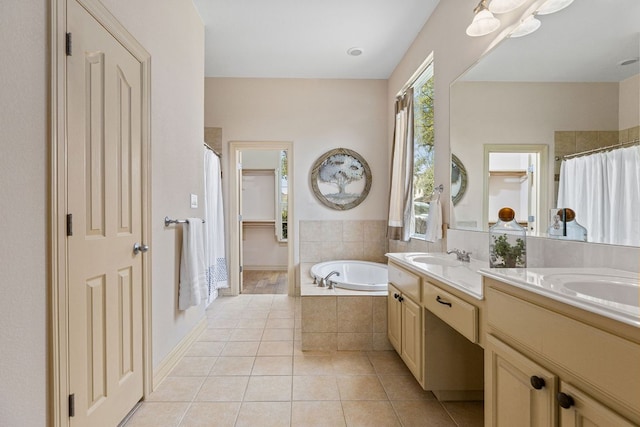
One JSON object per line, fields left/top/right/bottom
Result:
{"left": 482, "top": 144, "right": 549, "bottom": 234}
{"left": 228, "top": 141, "right": 295, "bottom": 296}
{"left": 50, "top": 1, "right": 152, "bottom": 425}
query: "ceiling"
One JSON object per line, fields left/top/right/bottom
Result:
{"left": 191, "top": 0, "right": 440, "bottom": 79}
{"left": 462, "top": 0, "right": 640, "bottom": 83}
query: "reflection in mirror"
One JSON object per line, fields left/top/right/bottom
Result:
{"left": 451, "top": 154, "right": 467, "bottom": 206}
{"left": 450, "top": 0, "right": 640, "bottom": 246}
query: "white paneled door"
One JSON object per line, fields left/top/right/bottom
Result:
{"left": 66, "top": 0, "right": 144, "bottom": 425}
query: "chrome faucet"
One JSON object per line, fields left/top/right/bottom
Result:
{"left": 447, "top": 248, "right": 472, "bottom": 262}
{"left": 320, "top": 271, "right": 340, "bottom": 289}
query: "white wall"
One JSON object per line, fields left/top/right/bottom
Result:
{"left": 204, "top": 78, "right": 388, "bottom": 268}
{"left": 0, "top": 2, "right": 48, "bottom": 425}
{"left": 0, "top": 1, "right": 204, "bottom": 425}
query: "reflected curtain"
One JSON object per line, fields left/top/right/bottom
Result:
{"left": 204, "top": 148, "right": 229, "bottom": 307}
{"left": 557, "top": 145, "right": 640, "bottom": 245}
{"left": 387, "top": 88, "right": 414, "bottom": 241}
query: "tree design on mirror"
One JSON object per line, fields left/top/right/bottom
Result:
{"left": 311, "top": 148, "right": 372, "bottom": 210}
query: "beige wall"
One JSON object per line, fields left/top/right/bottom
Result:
{"left": 620, "top": 74, "right": 640, "bottom": 131}
{"left": 205, "top": 78, "right": 389, "bottom": 269}
{"left": 0, "top": 1, "right": 204, "bottom": 425}
{"left": 450, "top": 81, "right": 619, "bottom": 230}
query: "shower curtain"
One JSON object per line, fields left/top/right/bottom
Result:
{"left": 557, "top": 145, "right": 640, "bottom": 246}
{"left": 204, "top": 148, "right": 229, "bottom": 306}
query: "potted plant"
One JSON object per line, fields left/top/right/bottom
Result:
{"left": 490, "top": 234, "right": 526, "bottom": 268}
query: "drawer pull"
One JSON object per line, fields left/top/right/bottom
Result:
{"left": 398, "top": 296, "right": 404, "bottom": 302}
{"left": 530, "top": 376, "right": 546, "bottom": 390}
{"left": 557, "top": 392, "right": 575, "bottom": 409}
{"left": 393, "top": 293, "right": 400, "bottom": 299}
{"left": 436, "top": 295, "right": 452, "bottom": 307}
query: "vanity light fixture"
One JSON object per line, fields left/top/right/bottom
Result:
{"left": 489, "top": 0, "right": 527, "bottom": 14}
{"left": 536, "top": 0, "right": 574, "bottom": 15}
{"left": 466, "top": 0, "right": 501, "bottom": 37}
{"left": 509, "top": 14, "right": 541, "bottom": 38}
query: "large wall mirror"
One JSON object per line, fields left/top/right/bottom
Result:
{"left": 450, "top": 0, "right": 640, "bottom": 246}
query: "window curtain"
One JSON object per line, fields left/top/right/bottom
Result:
{"left": 387, "top": 88, "right": 414, "bottom": 241}
{"left": 557, "top": 145, "right": 640, "bottom": 245}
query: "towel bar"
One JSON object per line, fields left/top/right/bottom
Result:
{"left": 164, "top": 216, "right": 205, "bottom": 227}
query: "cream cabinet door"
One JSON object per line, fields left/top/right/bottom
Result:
{"left": 558, "top": 382, "right": 636, "bottom": 427}
{"left": 401, "top": 295, "right": 423, "bottom": 381}
{"left": 486, "top": 335, "right": 557, "bottom": 427}
{"left": 388, "top": 284, "right": 402, "bottom": 353}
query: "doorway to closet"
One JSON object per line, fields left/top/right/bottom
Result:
{"left": 229, "top": 141, "right": 294, "bottom": 296}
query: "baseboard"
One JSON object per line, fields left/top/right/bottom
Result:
{"left": 152, "top": 316, "right": 207, "bottom": 389}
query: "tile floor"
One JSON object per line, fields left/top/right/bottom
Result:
{"left": 123, "top": 294, "right": 483, "bottom": 427}
{"left": 241, "top": 271, "right": 288, "bottom": 294}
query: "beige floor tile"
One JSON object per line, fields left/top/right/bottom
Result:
{"left": 179, "top": 402, "right": 241, "bottom": 427}
{"left": 291, "top": 401, "right": 346, "bottom": 427}
{"left": 293, "top": 355, "right": 335, "bottom": 375}
{"left": 229, "top": 327, "right": 264, "bottom": 341}
{"left": 198, "top": 328, "right": 233, "bottom": 342}
{"left": 262, "top": 328, "right": 294, "bottom": 341}
{"left": 331, "top": 354, "right": 375, "bottom": 375}
{"left": 366, "top": 351, "right": 411, "bottom": 376}
{"left": 195, "top": 376, "right": 249, "bottom": 401}
{"left": 236, "top": 318, "right": 267, "bottom": 329}
{"left": 209, "top": 356, "right": 255, "bottom": 376}
{"left": 266, "top": 318, "right": 295, "bottom": 329}
{"left": 241, "top": 309, "right": 270, "bottom": 319}
{"left": 336, "top": 375, "right": 387, "bottom": 401}
{"left": 243, "top": 376, "right": 292, "bottom": 401}
{"left": 251, "top": 356, "right": 293, "bottom": 375}
{"left": 268, "top": 309, "right": 295, "bottom": 319}
{"left": 391, "top": 400, "right": 457, "bottom": 427}
{"left": 293, "top": 375, "right": 340, "bottom": 401}
{"left": 378, "top": 375, "right": 435, "bottom": 401}
{"left": 146, "top": 377, "right": 205, "bottom": 402}
{"left": 123, "top": 402, "right": 189, "bottom": 427}
{"left": 185, "top": 341, "right": 226, "bottom": 357}
{"left": 234, "top": 402, "right": 291, "bottom": 427}
{"left": 341, "top": 401, "right": 400, "bottom": 427}
{"left": 168, "top": 357, "right": 216, "bottom": 377}
{"left": 203, "top": 318, "right": 239, "bottom": 329}
{"left": 220, "top": 341, "right": 259, "bottom": 356}
{"left": 442, "top": 401, "right": 484, "bottom": 426}
{"left": 257, "top": 340, "right": 294, "bottom": 356}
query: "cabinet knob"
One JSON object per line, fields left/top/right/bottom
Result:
{"left": 557, "top": 392, "right": 575, "bottom": 409}
{"left": 398, "top": 296, "right": 404, "bottom": 302}
{"left": 530, "top": 376, "right": 545, "bottom": 390}
{"left": 393, "top": 293, "right": 399, "bottom": 299}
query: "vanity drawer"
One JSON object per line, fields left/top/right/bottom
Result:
{"left": 423, "top": 282, "right": 478, "bottom": 343}
{"left": 388, "top": 262, "right": 421, "bottom": 302}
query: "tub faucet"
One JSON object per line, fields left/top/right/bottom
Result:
{"left": 321, "top": 271, "right": 340, "bottom": 289}
{"left": 447, "top": 248, "right": 472, "bottom": 262}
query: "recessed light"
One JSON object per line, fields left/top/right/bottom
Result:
{"left": 347, "top": 47, "right": 363, "bottom": 57}
{"left": 619, "top": 58, "right": 639, "bottom": 66}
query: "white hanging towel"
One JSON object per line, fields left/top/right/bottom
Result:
{"left": 178, "top": 218, "right": 206, "bottom": 310}
{"left": 424, "top": 198, "right": 443, "bottom": 243}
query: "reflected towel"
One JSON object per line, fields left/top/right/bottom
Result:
{"left": 179, "top": 218, "right": 206, "bottom": 310}
{"left": 425, "top": 198, "right": 443, "bottom": 243}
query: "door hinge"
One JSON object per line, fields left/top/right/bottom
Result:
{"left": 68, "top": 393, "right": 75, "bottom": 417}
{"left": 65, "top": 32, "right": 72, "bottom": 56}
{"left": 66, "top": 214, "right": 73, "bottom": 236}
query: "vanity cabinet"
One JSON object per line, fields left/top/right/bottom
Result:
{"left": 388, "top": 282, "right": 423, "bottom": 384}
{"left": 485, "top": 278, "right": 640, "bottom": 426}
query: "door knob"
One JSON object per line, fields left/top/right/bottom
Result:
{"left": 133, "top": 243, "right": 149, "bottom": 254}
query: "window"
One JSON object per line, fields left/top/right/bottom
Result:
{"left": 411, "top": 62, "right": 435, "bottom": 237}
{"left": 276, "top": 150, "right": 288, "bottom": 241}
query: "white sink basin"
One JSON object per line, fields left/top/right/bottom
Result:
{"left": 406, "top": 254, "right": 461, "bottom": 267}
{"left": 543, "top": 273, "right": 640, "bottom": 308}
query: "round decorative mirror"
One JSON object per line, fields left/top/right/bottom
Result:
{"left": 311, "top": 148, "right": 372, "bottom": 210}
{"left": 451, "top": 154, "right": 467, "bottom": 205}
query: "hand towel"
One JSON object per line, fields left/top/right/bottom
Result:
{"left": 425, "top": 198, "right": 443, "bottom": 243}
{"left": 179, "top": 218, "right": 206, "bottom": 310}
